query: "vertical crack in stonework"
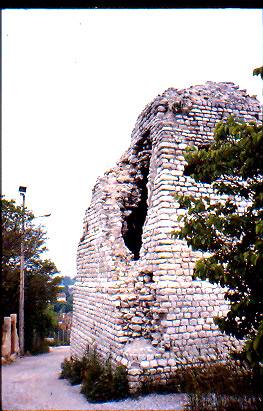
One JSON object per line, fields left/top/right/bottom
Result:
{"left": 121, "top": 131, "right": 152, "bottom": 260}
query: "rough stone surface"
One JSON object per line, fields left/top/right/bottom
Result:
{"left": 11, "top": 314, "right": 20, "bottom": 355}
{"left": 2, "top": 317, "right": 12, "bottom": 357}
{"left": 70, "top": 82, "right": 262, "bottom": 392}
{"left": 2, "top": 314, "right": 20, "bottom": 363}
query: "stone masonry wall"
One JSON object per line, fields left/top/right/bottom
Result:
{"left": 70, "top": 82, "right": 261, "bottom": 391}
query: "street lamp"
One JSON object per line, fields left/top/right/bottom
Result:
{"left": 18, "top": 186, "right": 51, "bottom": 355}
{"left": 18, "top": 186, "right": 27, "bottom": 356}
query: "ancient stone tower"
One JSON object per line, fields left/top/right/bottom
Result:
{"left": 70, "top": 82, "right": 261, "bottom": 391}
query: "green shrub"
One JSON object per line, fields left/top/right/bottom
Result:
{"left": 30, "top": 339, "right": 50, "bottom": 355}
{"left": 80, "top": 349, "right": 129, "bottom": 402}
{"left": 60, "top": 356, "right": 83, "bottom": 385}
{"left": 60, "top": 347, "right": 129, "bottom": 402}
{"left": 113, "top": 365, "right": 129, "bottom": 398}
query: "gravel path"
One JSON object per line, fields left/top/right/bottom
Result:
{"left": 2, "top": 346, "right": 187, "bottom": 410}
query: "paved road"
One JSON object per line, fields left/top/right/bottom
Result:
{"left": 2, "top": 346, "right": 187, "bottom": 410}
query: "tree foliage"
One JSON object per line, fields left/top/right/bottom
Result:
{"left": 54, "top": 295, "right": 73, "bottom": 314}
{"left": 253, "top": 66, "right": 263, "bottom": 80}
{"left": 173, "top": 116, "right": 263, "bottom": 368}
{"left": 1, "top": 197, "right": 61, "bottom": 352}
{"left": 53, "top": 276, "right": 75, "bottom": 313}
{"left": 61, "top": 275, "right": 75, "bottom": 287}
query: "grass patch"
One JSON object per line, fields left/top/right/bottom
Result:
{"left": 60, "top": 347, "right": 129, "bottom": 402}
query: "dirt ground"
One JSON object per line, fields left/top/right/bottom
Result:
{"left": 2, "top": 346, "right": 187, "bottom": 410}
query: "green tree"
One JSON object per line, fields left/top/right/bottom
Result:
{"left": 253, "top": 66, "right": 263, "bottom": 79}
{"left": 62, "top": 275, "right": 75, "bottom": 287}
{"left": 1, "top": 197, "right": 61, "bottom": 353}
{"left": 53, "top": 275, "right": 75, "bottom": 313}
{"left": 54, "top": 295, "right": 73, "bottom": 314}
{"left": 173, "top": 115, "right": 263, "bottom": 369}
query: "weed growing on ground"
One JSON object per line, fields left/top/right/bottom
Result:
{"left": 141, "top": 358, "right": 262, "bottom": 411}
{"left": 186, "top": 392, "right": 262, "bottom": 411}
{"left": 174, "top": 360, "right": 262, "bottom": 410}
{"left": 60, "top": 347, "right": 129, "bottom": 402}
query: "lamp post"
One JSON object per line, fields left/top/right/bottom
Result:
{"left": 18, "top": 186, "right": 51, "bottom": 355}
{"left": 18, "top": 186, "right": 27, "bottom": 356}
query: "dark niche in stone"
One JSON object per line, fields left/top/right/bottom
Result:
{"left": 121, "top": 131, "right": 152, "bottom": 260}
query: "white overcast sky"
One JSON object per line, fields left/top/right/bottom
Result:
{"left": 2, "top": 9, "right": 263, "bottom": 278}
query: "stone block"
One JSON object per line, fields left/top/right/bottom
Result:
{"left": 2, "top": 317, "right": 11, "bottom": 357}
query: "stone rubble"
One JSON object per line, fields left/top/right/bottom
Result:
{"left": 70, "top": 82, "right": 262, "bottom": 392}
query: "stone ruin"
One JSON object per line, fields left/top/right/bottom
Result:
{"left": 70, "top": 82, "right": 261, "bottom": 391}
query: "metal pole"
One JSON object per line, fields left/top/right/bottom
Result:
{"left": 19, "top": 193, "right": 25, "bottom": 356}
